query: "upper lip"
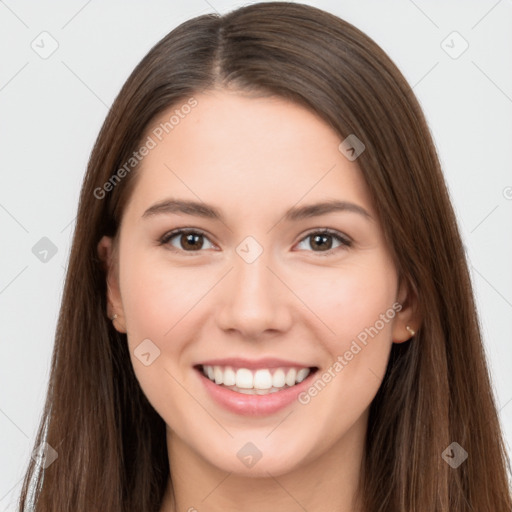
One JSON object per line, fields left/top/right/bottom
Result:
{"left": 195, "top": 357, "right": 317, "bottom": 370}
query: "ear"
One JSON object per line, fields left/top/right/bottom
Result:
{"left": 97, "top": 235, "right": 127, "bottom": 333}
{"left": 392, "top": 276, "right": 421, "bottom": 343}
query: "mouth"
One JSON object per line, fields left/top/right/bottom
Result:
{"left": 194, "top": 364, "right": 319, "bottom": 395}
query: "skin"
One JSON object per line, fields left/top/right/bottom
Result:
{"left": 97, "top": 89, "right": 419, "bottom": 512}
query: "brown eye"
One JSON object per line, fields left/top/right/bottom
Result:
{"left": 296, "top": 230, "right": 352, "bottom": 254}
{"left": 178, "top": 232, "right": 203, "bottom": 251}
{"left": 160, "top": 229, "right": 215, "bottom": 252}
{"left": 310, "top": 233, "right": 333, "bottom": 251}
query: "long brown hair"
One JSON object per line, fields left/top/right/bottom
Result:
{"left": 18, "top": 2, "right": 512, "bottom": 510}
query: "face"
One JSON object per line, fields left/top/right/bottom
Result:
{"left": 98, "top": 89, "right": 416, "bottom": 478}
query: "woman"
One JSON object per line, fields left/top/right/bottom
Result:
{"left": 18, "top": 2, "right": 512, "bottom": 511}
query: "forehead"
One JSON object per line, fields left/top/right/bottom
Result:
{"left": 124, "top": 89, "right": 375, "bottom": 221}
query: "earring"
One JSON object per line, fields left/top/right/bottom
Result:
{"left": 406, "top": 325, "right": 415, "bottom": 336}
{"left": 111, "top": 314, "right": 118, "bottom": 321}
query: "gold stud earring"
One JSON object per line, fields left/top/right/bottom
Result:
{"left": 406, "top": 325, "right": 415, "bottom": 336}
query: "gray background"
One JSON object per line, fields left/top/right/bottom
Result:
{"left": 1, "top": 0, "right": 511, "bottom": 509}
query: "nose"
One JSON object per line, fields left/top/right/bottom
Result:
{"left": 215, "top": 250, "right": 293, "bottom": 340}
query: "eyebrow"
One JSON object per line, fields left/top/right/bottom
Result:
{"left": 141, "top": 198, "right": 372, "bottom": 222}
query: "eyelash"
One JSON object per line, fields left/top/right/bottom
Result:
{"left": 158, "top": 228, "right": 352, "bottom": 256}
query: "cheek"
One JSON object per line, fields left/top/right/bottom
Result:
{"left": 119, "top": 249, "right": 197, "bottom": 342}
{"left": 291, "top": 266, "right": 397, "bottom": 439}
{"left": 118, "top": 250, "right": 201, "bottom": 415}
{"left": 294, "top": 256, "right": 398, "bottom": 407}
{"left": 296, "top": 257, "right": 398, "bottom": 345}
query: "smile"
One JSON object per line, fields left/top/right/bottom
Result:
{"left": 194, "top": 357, "right": 319, "bottom": 415}
{"left": 199, "top": 365, "right": 314, "bottom": 395}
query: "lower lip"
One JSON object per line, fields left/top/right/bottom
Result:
{"left": 196, "top": 367, "right": 317, "bottom": 416}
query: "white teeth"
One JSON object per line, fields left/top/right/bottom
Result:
{"left": 296, "top": 368, "right": 310, "bottom": 383}
{"left": 223, "top": 366, "right": 236, "bottom": 386}
{"left": 201, "top": 365, "right": 313, "bottom": 392}
{"left": 285, "top": 368, "right": 297, "bottom": 386}
{"left": 214, "top": 366, "right": 223, "bottom": 385}
{"left": 232, "top": 386, "right": 283, "bottom": 395}
{"left": 272, "top": 368, "right": 286, "bottom": 388}
{"left": 253, "top": 369, "right": 272, "bottom": 390}
{"left": 235, "top": 368, "right": 253, "bottom": 389}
